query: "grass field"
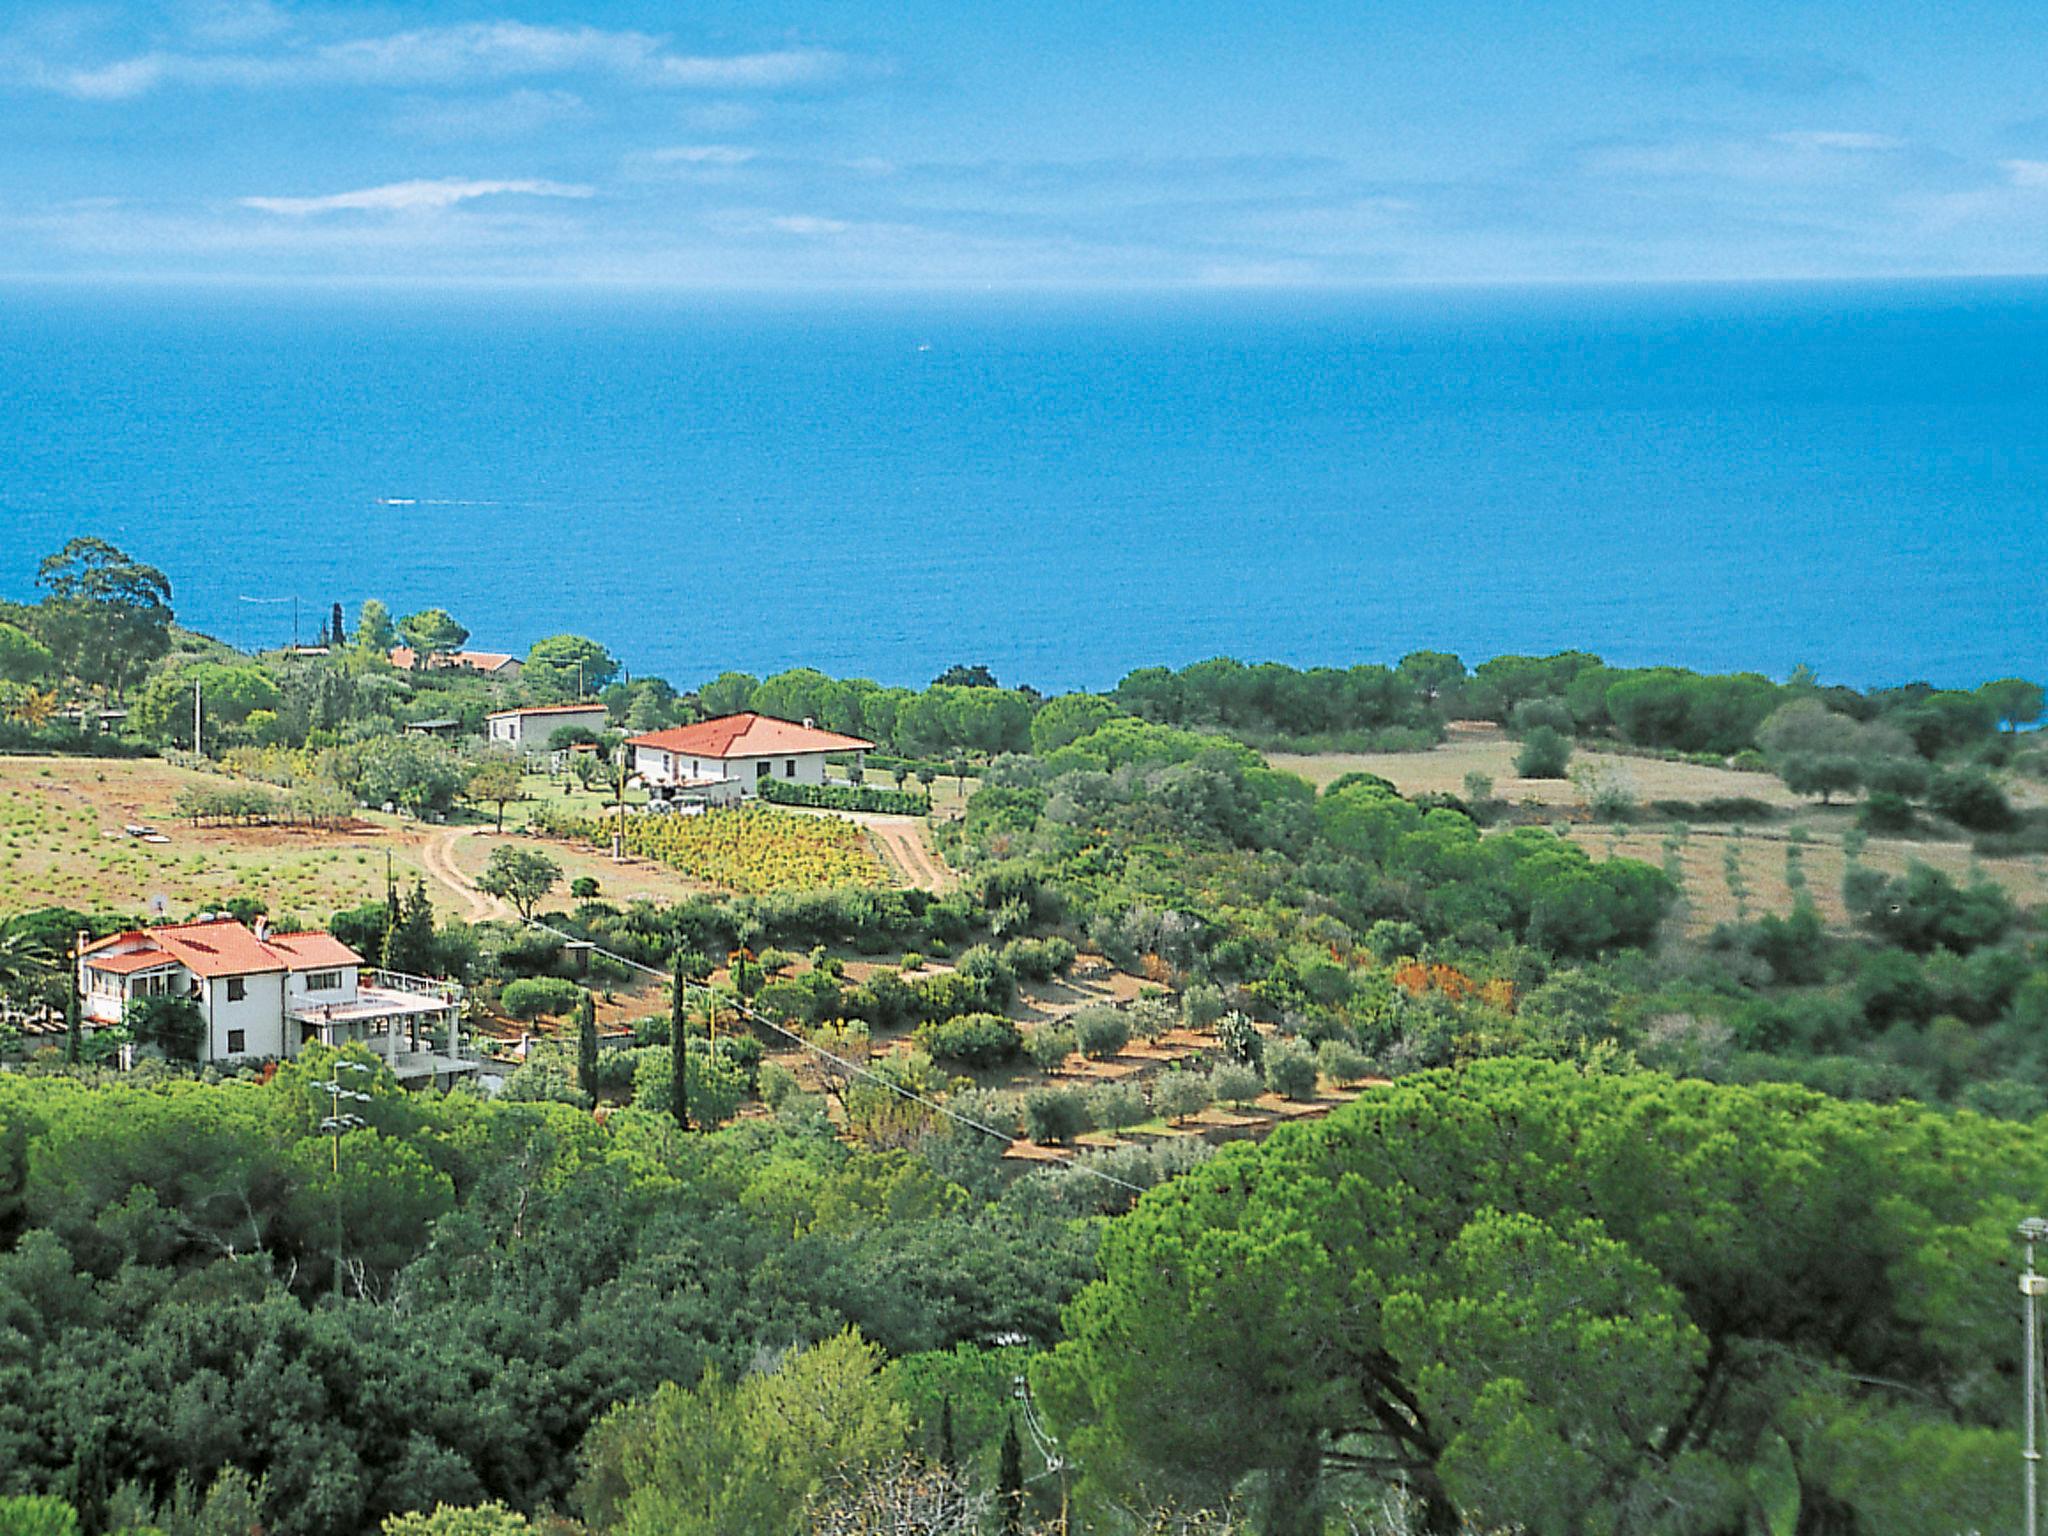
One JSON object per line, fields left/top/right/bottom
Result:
{"left": 0, "top": 755, "right": 435, "bottom": 922}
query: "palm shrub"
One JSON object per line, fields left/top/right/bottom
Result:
{"left": 1073, "top": 1006, "right": 1131, "bottom": 1060}
{"left": 1265, "top": 1037, "right": 1320, "bottom": 1100}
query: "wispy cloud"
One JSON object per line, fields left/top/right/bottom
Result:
{"left": 648, "top": 145, "right": 758, "bottom": 167}
{"left": 1772, "top": 131, "right": 1904, "bottom": 152}
{"left": 7, "top": 21, "right": 852, "bottom": 101}
{"left": 241, "top": 178, "right": 593, "bottom": 217}
{"left": 2004, "top": 159, "right": 2048, "bottom": 188}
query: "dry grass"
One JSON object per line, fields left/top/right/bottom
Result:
{"left": 452, "top": 827, "right": 713, "bottom": 906}
{"left": 0, "top": 755, "right": 439, "bottom": 921}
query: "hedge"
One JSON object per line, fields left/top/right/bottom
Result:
{"left": 757, "top": 778, "right": 931, "bottom": 815}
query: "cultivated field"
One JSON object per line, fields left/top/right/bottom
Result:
{"left": 1275, "top": 725, "right": 2048, "bottom": 939}
{"left": 0, "top": 755, "right": 436, "bottom": 921}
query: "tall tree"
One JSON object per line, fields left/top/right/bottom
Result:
{"left": 670, "top": 959, "right": 690, "bottom": 1131}
{"left": 328, "top": 601, "right": 346, "bottom": 647}
{"left": 998, "top": 1416, "right": 1024, "bottom": 1536}
{"left": 464, "top": 752, "right": 526, "bottom": 832}
{"left": 355, "top": 598, "right": 397, "bottom": 653}
{"left": 475, "top": 847, "right": 560, "bottom": 922}
{"left": 577, "top": 989, "right": 600, "bottom": 1100}
{"left": 33, "top": 537, "right": 173, "bottom": 698}
{"left": 524, "top": 634, "right": 620, "bottom": 700}
{"left": 397, "top": 608, "right": 468, "bottom": 660}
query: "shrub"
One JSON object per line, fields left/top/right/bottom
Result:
{"left": 1180, "top": 983, "right": 1225, "bottom": 1029}
{"left": 1023, "top": 1086, "right": 1092, "bottom": 1145}
{"left": 1696, "top": 797, "right": 1776, "bottom": 823}
{"left": 1127, "top": 996, "right": 1176, "bottom": 1042}
{"left": 1364, "top": 919, "right": 1424, "bottom": 963}
{"left": 1088, "top": 1081, "right": 1148, "bottom": 1129}
{"left": 756, "top": 946, "right": 798, "bottom": 975}
{"left": 1928, "top": 768, "right": 2016, "bottom": 832}
{"left": 1515, "top": 726, "right": 1572, "bottom": 779}
{"left": 1857, "top": 791, "right": 1916, "bottom": 834}
{"left": 1728, "top": 748, "right": 1769, "bottom": 772}
{"left": 1025, "top": 1023, "right": 1076, "bottom": 1073}
{"left": 1209, "top": 1061, "right": 1262, "bottom": 1106}
{"left": 1073, "top": 1006, "right": 1131, "bottom": 1060}
{"left": 1001, "top": 935, "right": 1077, "bottom": 981}
{"left": 501, "top": 976, "right": 583, "bottom": 1020}
{"left": 897, "top": 951, "right": 926, "bottom": 973}
{"left": 501, "top": 1053, "right": 587, "bottom": 1105}
{"left": 1216, "top": 1011, "right": 1265, "bottom": 1068}
{"left": 1153, "top": 1069, "right": 1212, "bottom": 1123}
{"left": 915, "top": 1011, "right": 1023, "bottom": 1068}
{"left": 758, "top": 1059, "right": 799, "bottom": 1108}
{"left": 1264, "top": 1037, "right": 1320, "bottom": 1100}
{"left": 569, "top": 876, "right": 601, "bottom": 899}
{"left": 756, "top": 777, "right": 932, "bottom": 815}
{"left": 1317, "top": 1037, "right": 1372, "bottom": 1084}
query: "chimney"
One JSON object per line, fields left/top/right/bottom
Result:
{"left": 253, "top": 916, "right": 269, "bottom": 942}
{"left": 802, "top": 716, "right": 815, "bottom": 729}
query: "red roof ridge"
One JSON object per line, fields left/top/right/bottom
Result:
{"left": 487, "top": 702, "right": 609, "bottom": 718}
{"left": 628, "top": 711, "right": 874, "bottom": 757}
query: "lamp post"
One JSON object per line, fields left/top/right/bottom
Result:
{"left": 2022, "top": 1215, "right": 2048, "bottom": 1536}
{"left": 315, "top": 1058, "right": 376, "bottom": 1300}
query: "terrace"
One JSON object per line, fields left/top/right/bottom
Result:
{"left": 291, "top": 967, "right": 478, "bottom": 1086}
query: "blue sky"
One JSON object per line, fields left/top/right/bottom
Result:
{"left": 3, "top": 0, "right": 2045, "bottom": 287}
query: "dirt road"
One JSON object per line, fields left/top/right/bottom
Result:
{"left": 421, "top": 825, "right": 515, "bottom": 920}
{"left": 864, "top": 816, "right": 956, "bottom": 892}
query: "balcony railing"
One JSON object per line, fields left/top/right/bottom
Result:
{"left": 361, "top": 968, "right": 463, "bottom": 1004}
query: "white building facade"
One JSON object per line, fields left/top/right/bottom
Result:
{"left": 486, "top": 703, "right": 612, "bottom": 755}
{"left": 628, "top": 713, "right": 873, "bottom": 803}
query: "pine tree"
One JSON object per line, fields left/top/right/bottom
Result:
{"left": 670, "top": 958, "right": 690, "bottom": 1131}
{"left": 999, "top": 1414, "right": 1024, "bottom": 1535}
{"left": 390, "top": 878, "right": 436, "bottom": 975}
{"left": 577, "top": 989, "right": 600, "bottom": 1100}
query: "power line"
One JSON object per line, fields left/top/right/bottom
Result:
{"left": 525, "top": 919, "right": 1147, "bottom": 1195}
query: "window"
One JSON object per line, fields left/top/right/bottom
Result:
{"left": 226, "top": 1029, "right": 246, "bottom": 1054}
{"left": 756, "top": 761, "right": 771, "bottom": 780}
{"left": 785, "top": 759, "right": 797, "bottom": 777}
{"left": 226, "top": 977, "right": 246, "bottom": 1002}
{"left": 306, "top": 970, "right": 341, "bottom": 992}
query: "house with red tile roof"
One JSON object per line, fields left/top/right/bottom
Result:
{"left": 627, "top": 712, "right": 873, "bottom": 803}
{"left": 389, "top": 646, "right": 523, "bottom": 679}
{"left": 79, "top": 917, "right": 473, "bottom": 1083}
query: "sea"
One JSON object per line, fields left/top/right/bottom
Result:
{"left": 2, "top": 279, "right": 2045, "bottom": 695}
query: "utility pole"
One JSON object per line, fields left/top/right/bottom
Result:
{"left": 192, "top": 678, "right": 202, "bottom": 756}
{"left": 2024, "top": 1216, "right": 2048, "bottom": 1536}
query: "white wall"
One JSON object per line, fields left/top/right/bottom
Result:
{"left": 636, "top": 747, "right": 831, "bottom": 793}
{"left": 202, "top": 971, "right": 287, "bottom": 1061}
{"left": 492, "top": 707, "right": 610, "bottom": 752}
{"left": 286, "top": 965, "right": 360, "bottom": 1008}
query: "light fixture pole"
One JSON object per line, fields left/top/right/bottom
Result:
{"left": 2022, "top": 1216, "right": 2048, "bottom": 1536}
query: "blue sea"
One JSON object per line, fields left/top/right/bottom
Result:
{"left": 3, "top": 280, "right": 2045, "bottom": 694}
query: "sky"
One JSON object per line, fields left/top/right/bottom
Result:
{"left": 1, "top": 0, "right": 2045, "bottom": 288}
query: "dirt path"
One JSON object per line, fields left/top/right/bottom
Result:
{"left": 421, "top": 825, "right": 514, "bottom": 920}
{"left": 864, "top": 817, "right": 957, "bottom": 893}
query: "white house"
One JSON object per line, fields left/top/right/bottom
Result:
{"left": 486, "top": 702, "right": 611, "bottom": 756}
{"left": 79, "top": 917, "right": 474, "bottom": 1085}
{"left": 629, "top": 713, "right": 874, "bottom": 803}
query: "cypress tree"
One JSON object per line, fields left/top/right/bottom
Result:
{"left": 670, "top": 958, "right": 690, "bottom": 1130}
{"left": 329, "top": 601, "right": 346, "bottom": 647}
{"left": 938, "top": 1395, "right": 957, "bottom": 1473}
{"left": 392, "top": 879, "right": 436, "bottom": 975}
{"left": 999, "top": 1414, "right": 1024, "bottom": 1535}
{"left": 577, "top": 989, "right": 599, "bottom": 1101}
{"left": 64, "top": 979, "right": 81, "bottom": 1066}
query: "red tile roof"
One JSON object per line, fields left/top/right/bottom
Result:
{"left": 629, "top": 712, "right": 874, "bottom": 758}
{"left": 266, "top": 931, "right": 364, "bottom": 969}
{"left": 85, "top": 947, "right": 178, "bottom": 975}
{"left": 390, "top": 647, "right": 521, "bottom": 674}
{"left": 82, "top": 920, "right": 363, "bottom": 980}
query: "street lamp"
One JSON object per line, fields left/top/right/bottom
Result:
{"left": 2021, "top": 1216, "right": 2048, "bottom": 1536}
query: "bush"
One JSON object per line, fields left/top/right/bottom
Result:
{"left": 1025, "top": 1023, "right": 1076, "bottom": 1073}
{"left": 756, "top": 777, "right": 932, "bottom": 815}
{"left": 501, "top": 1053, "right": 587, "bottom": 1105}
{"left": 915, "top": 1011, "right": 1023, "bottom": 1068}
{"left": 1928, "top": 768, "right": 2016, "bottom": 832}
{"left": 1216, "top": 1011, "right": 1265, "bottom": 1068}
{"left": 501, "top": 976, "right": 583, "bottom": 1020}
{"left": 1153, "top": 1069, "right": 1212, "bottom": 1123}
{"left": 1023, "top": 1086, "right": 1092, "bottom": 1144}
{"left": 1264, "top": 1037, "right": 1320, "bottom": 1100}
{"left": 1127, "top": 996, "right": 1176, "bottom": 1042}
{"left": 1364, "top": 919, "right": 1425, "bottom": 963}
{"left": 1073, "top": 1006, "right": 1131, "bottom": 1060}
{"left": 1180, "top": 983, "right": 1225, "bottom": 1029}
{"left": 1001, "top": 935, "right": 1077, "bottom": 982}
{"left": 1728, "top": 748, "right": 1769, "bottom": 773}
{"left": 1209, "top": 1061, "right": 1262, "bottom": 1106}
{"left": 1317, "top": 1038, "right": 1372, "bottom": 1084}
{"left": 1515, "top": 726, "right": 1572, "bottom": 779}
{"left": 1857, "top": 791, "right": 1916, "bottom": 834}
{"left": 1088, "top": 1081, "right": 1148, "bottom": 1129}
{"left": 569, "top": 876, "right": 601, "bottom": 899}
{"left": 757, "top": 1059, "right": 799, "bottom": 1108}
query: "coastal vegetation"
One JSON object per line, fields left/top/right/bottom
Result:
{"left": 4, "top": 536, "right": 2048, "bottom": 1533}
